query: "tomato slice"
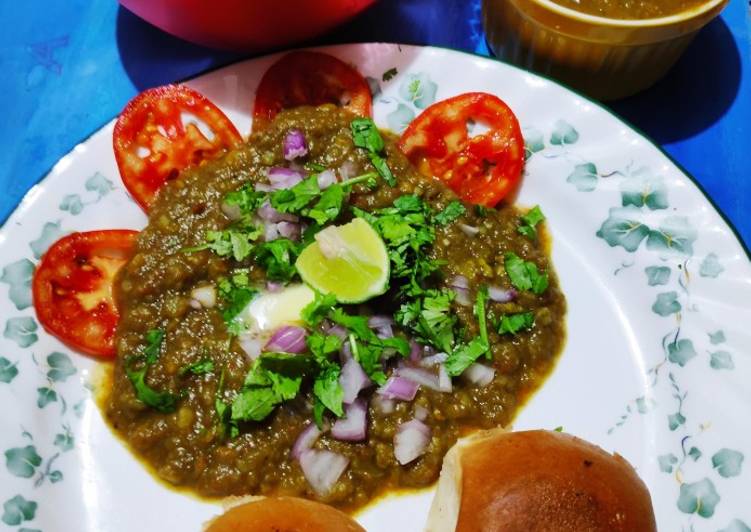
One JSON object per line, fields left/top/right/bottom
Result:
{"left": 113, "top": 84, "right": 242, "bottom": 211}
{"left": 398, "top": 92, "right": 524, "bottom": 207}
{"left": 32, "top": 230, "right": 138, "bottom": 357}
{"left": 252, "top": 51, "right": 372, "bottom": 131}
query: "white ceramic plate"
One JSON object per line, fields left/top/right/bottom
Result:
{"left": 1, "top": 44, "right": 749, "bottom": 532}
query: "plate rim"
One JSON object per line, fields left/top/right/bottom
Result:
{"left": 1, "top": 42, "right": 748, "bottom": 260}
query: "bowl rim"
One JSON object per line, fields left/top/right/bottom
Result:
{"left": 527, "top": 0, "right": 727, "bottom": 27}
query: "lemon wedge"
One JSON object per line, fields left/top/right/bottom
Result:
{"left": 295, "top": 218, "right": 389, "bottom": 303}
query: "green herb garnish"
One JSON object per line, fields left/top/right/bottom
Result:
{"left": 350, "top": 118, "right": 396, "bottom": 186}
{"left": 504, "top": 252, "right": 549, "bottom": 295}
{"left": 473, "top": 285, "right": 490, "bottom": 359}
{"left": 182, "top": 224, "right": 262, "bottom": 262}
{"left": 382, "top": 67, "right": 398, "bottom": 81}
{"left": 178, "top": 357, "right": 215, "bottom": 376}
{"left": 434, "top": 200, "right": 466, "bottom": 226}
{"left": 125, "top": 329, "right": 178, "bottom": 413}
{"left": 218, "top": 271, "right": 258, "bottom": 334}
{"left": 517, "top": 205, "right": 545, "bottom": 240}
{"left": 496, "top": 311, "right": 535, "bottom": 335}
{"left": 444, "top": 337, "right": 489, "bottom": 377}
{"left": 475, "top": 205, "right": 491, "bottom": 218}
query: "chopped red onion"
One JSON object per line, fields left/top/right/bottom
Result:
{"left": 317, "top": 169, "right": 338, "bottom": 190}
{"left": 258, "top": 201, "right": 298, "bottom": 223}
{"left": 377, "top": 376, "right": 419, "bottom": 401}
{"left": 414, "top": 404, "right": 429, "bottom": 421}
{"left": 409, "top": 340, "right": 422, "bottom": 362}
{"left": 338, "top": 160, "right": 358, "bottom": 180}
{"left": 265, "top": 326, "right": 307, "bottom": 354}
{"left": 254, "top": 182, "right": 275, "bottom": 193}
{"left": 448, "top": 275, "right": 469, "bottom": 290}
{"left": 368, "top": 315, "right": 394, "bottom": 328}
{"left": 266, "top": 167, "right": 303, "bottom": 190}
{"left": 372, "top": 394, "right": 395, "bottom": 414}
{"left": 190, "top": 285, "right": 216, "bottom": 309}
{"left": 394, "top": 419, "right": 431, "bottom": 465}
{"left": 449, "top": 275, "right": 471, "bottom": 307}
{"left": 264, "top": 222, "right": 280, "bottom": 242}
{"left": 397, "top": 366, "right": 444, "bottom": 392}
{"left": 369, "top": 315, "right": 394, "bottom": 339}
{"left": 291, "top": 423, "right": 321, "bottom": 460}
{"left": 327, "top": 324, "right": 348, "bottom": 341}
{"left": 266, "top": 281, "right": 283, "bottom": 292}
{"left": 277, "top": 221, "right": 301, "bottom": 241}
{"left": 459, "top": 223, "right": 480, "bottom": 237}
{"left": 331, "top": 399, "right": 368, "bottom": 441}
{"left": 283, "top": 128, "right": 308, "bottom": 160}
{"left": 463, "top": 363, "right": 496, "bottom": 387}
{"left": 299, "top": 449, "right": 349, "bottom": 496}
{"left": 339, "top": 358, "right": 371, "bottom": 404}
{"left": 238, "top": 334, "right": 263, "bottom": 361}
{"left": 339, "top": 339, "right": 353, "bottom": 365}
{"left": 488, "top": 286, "right": 518, "bottom": 303}
{"left": 420, "top": 352, "right": 448, "bottom": 368}
{"left": 438, "top": 365, "right": 452, "bottom": 392}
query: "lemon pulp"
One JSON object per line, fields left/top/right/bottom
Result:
{"left": 295, "top": 218, "right": 389, "bottom": 303}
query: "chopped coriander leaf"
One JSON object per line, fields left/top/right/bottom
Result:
{"left": 313, "top": 399, "right": 326, "bottom": 429}
{"left": 356, "top": 195, "right": 440, "bottom": 292}
{"left": 554, "top": 425, "right": 564, "bottom": 432}
{"left": 143, "top": 329, "right": 165, "bottom": 364}
{"left": 218, "top": 272, "right": 258, "bottom": 334}
{"left": 382, "top": 67, "right": 398, "bottom": 81}
{"left": 214, "top": 368, "right": 237, "bottom": 439}
{"left": 504, "top": 252, "right": 549, "bottom": 295}
{"left": 496, "top": 311, "right": 535, "bottom": 335}
{"left": 434, "top": 200, "right": 466, "bottom": 226}
{"left": 313, "top": 364, "right": 344, "bottom": 418}
{"left": 125, "top": 330, "right": 178, "bottom": 413}
{"left": 307, "top": 184, "right": 344, "bottom": 225}
{"left": 348, "top": 334, "right": 386, "bottom": 385}
{"left": 301, "top": 290, "right": 337, "bottom": 326}
{"left": 369, "top": 154, "right": 396, "bottom": 186}
{"left": 304, "top": 172, "right": 377, "bottom": 226}
{"left": 183, "top": 223, "right": 262, "bottom": 262}
{"left": 349, "top": 118, "right": 396, "bottom": 186}
{"left": 258, "top": 352, "right": 313, "bottom": 377}
{"left": 304, "top": 162, "right": 327, "bottom": 172}
{"left": 126, "top": 362, "right": 179, "bottom": 413}
{"left": 330, "top": 309, "right": 374, "bottom": 341}
{"left": 473, "top": 285, "right": 491, "bottom": 359}
{"left": 231, "top": 387, "right": 279, "bottom": 422}
{"left": 475, "top": 205, "right": 491, "bottom": 217}
{"left": 232, "top": 355, "right": 308, "bottom": 422}
{"left": 518, "top": 205, "right": 545, "bottom": 240}
{"left": 351, "top": 117, "right": 384, "bottom": 153}
{"left": 270, "top": 175, "right": 320, "bottom": 213}
{"left": 224, "top": 184, "right": 266, "bottom": 215}
{"left": 396, "top": 288, "right": 456, "bottom": 354}
{"left": 253, "top": 238, "right": 300, "bottom": 282}
{"left": 178, "top": 357, "right": 215, "bottom": 376}
{"left": 307, "top": 332, "right": 343, "bottom": 362}
{"left": 444, "top": 337, "right": 489, "bottom": 377}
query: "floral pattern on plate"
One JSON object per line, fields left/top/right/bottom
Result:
{"left": 0, "top": 44, "right": 749, "bottom": 531}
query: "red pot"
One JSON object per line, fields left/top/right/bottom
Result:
{"left": 120, "top": 0, "right": 376, "bottom": 52}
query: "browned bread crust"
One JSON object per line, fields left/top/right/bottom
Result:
{"left": 205, "top": 496, "right": 365, "bottom": 532}
{"left": 427, "top": 429, "right": 656, "bottom": 532}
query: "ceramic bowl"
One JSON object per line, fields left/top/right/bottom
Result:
{"left": 482, "top": 0, "right": 729, "bottom": 100}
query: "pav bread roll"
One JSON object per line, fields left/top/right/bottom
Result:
{"left": 205, "top": 496, "right": 365, "bottom": 532}
{"left": 426, "top": 429, "right": 656, "bottom": 532}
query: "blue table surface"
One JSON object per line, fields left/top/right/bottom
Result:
{"left": 1, "top": 0, "right": 750, "bottom": 250}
